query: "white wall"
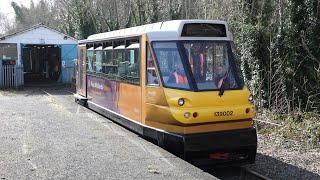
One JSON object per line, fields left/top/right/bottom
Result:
{"left": 0, "top": 26, "right": 77, "bottom": 44}
{"left": 0, "top": 26, "right": 78, "bottom": 65}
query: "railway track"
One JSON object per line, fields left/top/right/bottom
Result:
{"left": 23, "top": 86, "right": 75, "bottom": 97}
{"left": 206, "top": 166, "right": 270, "bottom": 180}
{"left": 239, "top": 167, "right": 271, "bottom": 180}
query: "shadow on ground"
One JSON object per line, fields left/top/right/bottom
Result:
{"left": 207, "top": 153, "right": 320, "bottom": 180}
{"left": 245, "top": 153, "right": 319, "bottom": 180}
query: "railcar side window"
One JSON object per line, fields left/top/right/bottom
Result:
{"left": 114, "top": 46, "right": 125, "bottom": 80}
{"left": 125, "top": 44, "right": 140, "bottom": 85}
{"left": 86, "top": 47, "right": 94, "bottom": 73}
{"left": 102, "top": 47, "right": 114, "bottom": 76}
{"left": 85, "top": 39, "right": 140, "bottom": 85}
{"left": 146, "top": 45, "right": 159, "bottom": 86}
{"left": 94, "top": 46, "right": 103, "bottom": 74}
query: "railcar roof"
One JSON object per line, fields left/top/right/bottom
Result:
{"left": 80, "top": 20, "right": 231, "bottom": 43}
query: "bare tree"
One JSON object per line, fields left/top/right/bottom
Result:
{"left": 7, "top": 0, "right": 61, "bottom": 34}
{"left": 0, "top": 12, "right": 13, "bottom": 35}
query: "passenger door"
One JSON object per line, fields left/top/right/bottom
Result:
{"left": 77, "top": 45, "right": 87, "bottom": 96}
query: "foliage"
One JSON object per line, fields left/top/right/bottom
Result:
{"left": 9, "top": 0, "right": 60, "bottom": 33}
{"left": 257, "top": 112, "right": 320, "bottom": 149}
{"left": 0, "top": 90, "right": 17, "bottom": 96}
{"left": 1, "top": 0, "right": 319, "bottom": 116}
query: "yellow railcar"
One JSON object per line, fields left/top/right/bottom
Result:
{"left": 75, "top": 20, "right": 257, "bottom": 166}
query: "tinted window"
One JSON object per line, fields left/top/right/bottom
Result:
{"left": 181, "top": 23, "right": 226, "bottom": 37}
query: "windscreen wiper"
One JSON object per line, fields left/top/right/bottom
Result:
{"left": 219, "top": 81, "right": 225, "bottom": 97}
{"left": 218, "top": 68, "right": 231, "bottom": 97}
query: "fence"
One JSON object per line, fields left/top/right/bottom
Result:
{"left": 0, "top": 64, "right": 24, "bottom": 88}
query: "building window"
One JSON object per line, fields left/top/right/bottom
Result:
{"left": 0, "top": 43, "right": 17, "bottom": 61}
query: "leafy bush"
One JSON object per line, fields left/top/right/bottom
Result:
{"left": 256, "top": 112, "right": 320, "bottom": 150}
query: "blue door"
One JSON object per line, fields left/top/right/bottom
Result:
{"left": 60, "top": 44, "right": 78, "bottom": 83}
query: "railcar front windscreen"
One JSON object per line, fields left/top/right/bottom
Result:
{"left": 152, "top": 41, "right": 244, "bottom": 91}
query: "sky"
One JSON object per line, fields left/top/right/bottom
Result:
{"left": 0, "top": 0, "right": 40, "bottom": 34}
{"left": 0, "top": 0, "right": 35, "bottom": 19}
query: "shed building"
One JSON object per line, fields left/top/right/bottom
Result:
{"left": 0, "top": 24, "right": 78, "bottom": 87}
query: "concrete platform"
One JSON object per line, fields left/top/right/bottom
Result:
{"left": 0, "top": 87, "right": 217, "bottom": 180}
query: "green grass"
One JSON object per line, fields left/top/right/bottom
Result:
{"left": 0, "top": 90, "right": 17, "bottom": 96}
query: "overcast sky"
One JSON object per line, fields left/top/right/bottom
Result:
{"left": 0, "top": 0, "right": 40, "bottom": 33}
{"left": 0, "top": 0, "right": 40, "bottom": 18}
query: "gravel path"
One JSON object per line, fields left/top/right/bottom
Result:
{"left": 0, "top": 87, "right": 214, "bottom": 180}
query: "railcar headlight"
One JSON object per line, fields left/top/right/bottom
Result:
{"left": 184, "top": 112, "right": 191, "bottom": 119}
{"left": 248, "top": 95, "right": 254, "bottom": 102}
{"left": 178, "top": 98, "right": 185, "bottom": 106}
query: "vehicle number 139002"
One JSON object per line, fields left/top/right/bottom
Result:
{"left": 214, "top": 111, "right": 233, "bottom": 116}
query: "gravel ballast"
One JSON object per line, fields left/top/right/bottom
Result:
{"left": 246, "top": 129, "right": 320, "bottom": 179}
